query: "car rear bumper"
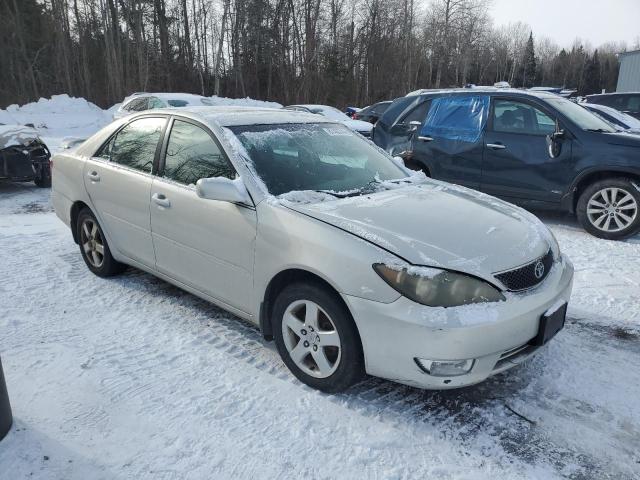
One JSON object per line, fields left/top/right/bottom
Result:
{"left": 344, "top": 254, "right": 574, "bottom": 390}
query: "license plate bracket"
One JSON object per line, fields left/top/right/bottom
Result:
{"left": 530, "top": 303, "right": 567, "bottom": 346}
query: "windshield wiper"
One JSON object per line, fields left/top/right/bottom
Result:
{"left": 585, "top": 128, "right": 610, "bottom": 133}
{"left": 312, "top": 189, "right": 354, "bottom": 198}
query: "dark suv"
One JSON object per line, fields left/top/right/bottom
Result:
{"left": 586, "top": 93, "right": 640, "bottom": 120}
{"left": 373, "top": 89, "right": 640, "bottom": 240}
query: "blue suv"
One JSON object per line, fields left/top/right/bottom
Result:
{"left": 373, "top": 89, "right": 640, "bottom": 240}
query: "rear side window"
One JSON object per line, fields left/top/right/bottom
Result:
{"left": 98, "top": 117, "right": 165, "bottom": 173}
{"left": 421, "top": 95, "right": 489, "bottom": 142}
{"left": 625, "top": 95, "right": 640, "bottom": 112}
{"left": 492, "top": 99, "right": 555, "bottom": 135}
{"left": 162, "top": 120, "right": 235, "bottom": 185}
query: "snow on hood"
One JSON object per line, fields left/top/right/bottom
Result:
{"left": 0, "top": 124, "right": 40, "bottom": 149}
{"left": 282, "top": 180, "right": 555, "bottom": 279}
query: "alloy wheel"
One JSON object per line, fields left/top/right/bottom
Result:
{"left": 281, "top": 300, "right": 341, "bottom": 378}
{"left": 80, "top": 218, "right": 105, "bottom": 268}
{"left": 586, "top": 187, "right": 638, "bottom": 233}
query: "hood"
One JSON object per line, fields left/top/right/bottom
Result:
{"left": 284, "top": 182, "right": 554, "bottom": 281}
{"left": 600, "top": 131, "right": 640, "bottom": 147}
{"left": 343, "top": 119, "right": 373, "bottom": 132}
{"left": 0, "top": 124, "right": 40, "bottom": 149}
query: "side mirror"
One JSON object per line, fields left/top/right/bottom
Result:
{"left": 408, "top": 121, "right": 422, "bottom": 132}
{"left": 196, "top": 177, "right": 252, "bottom": 205}
{"left": 546, "top": 122, "right": 565, "bottom": 158}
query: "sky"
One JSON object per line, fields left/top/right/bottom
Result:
{"left": 489, "top": 0, "right": 640, "bottom": 49}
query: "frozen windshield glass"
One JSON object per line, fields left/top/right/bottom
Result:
{"left": 547, "top": 98, "right": 616, "bottom": 132}
{"left": 228, "top": 123, "right": 407, "bottom": 196}
{"left": 311, "top": 107, "right": 349, "bottom": 121}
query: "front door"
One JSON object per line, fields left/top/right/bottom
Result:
{"left": 481, "top": 98, "right": 573, "bottom": 204}
{"left": 83, "top": 116, "right": 166, "bottom": 268}
{"left": 149, "top": 117, "right": 257, "bottom": 313}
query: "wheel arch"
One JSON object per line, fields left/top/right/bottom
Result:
{"left": 567, "top": 168, "right": 640, "bottom": 212}
{"left": 259, "top": 268, "right": 359, "bottom": 343}
{"left": 70, "top": 200, "right": 92, "bottom": 244}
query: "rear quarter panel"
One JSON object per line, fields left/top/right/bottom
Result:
{"left": 52, "top": 152, "right": 91, "bottom": 228}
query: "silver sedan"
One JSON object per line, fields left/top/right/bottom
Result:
{"left": 52, "top": 107, "right": 573, "bottom": 392}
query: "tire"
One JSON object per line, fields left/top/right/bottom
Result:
{"left": 34, "top": 172, "right": 51, "bottom": 188}
{"left": 76, "top": 208, "right": 126, "bottom": 277}
{"left": 576, "top": 177, "right": 640, "bottom": 240}
{"left": 272, "top": 282, "right": 364, "bottom": 393}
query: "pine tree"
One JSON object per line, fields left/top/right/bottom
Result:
{"left": 583, "top": 50, "right": 602, "bottom": 95}
{"left": 522, "top": 32, "right": 537, "bottom": 88}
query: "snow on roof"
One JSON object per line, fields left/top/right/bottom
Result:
{"left": 158, "top": 106, "right": 334, "bottom": 127}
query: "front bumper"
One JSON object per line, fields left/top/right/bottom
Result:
{"left": 344, "top": 254, "right": 574, "bottom": 389}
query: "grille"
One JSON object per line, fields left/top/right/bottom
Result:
{"left": 494, "top": 250, "right": 554, "bottom": 291}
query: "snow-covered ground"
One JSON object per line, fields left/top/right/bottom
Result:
{"left": 1, "top": 97, "right": 640, "bottom": 479}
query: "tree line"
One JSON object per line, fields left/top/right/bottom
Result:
{"left": 0, "top": 0, "right": 636, "bottom": 110}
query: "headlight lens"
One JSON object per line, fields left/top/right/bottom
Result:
{"left": 373, "top": 263, "right": 505, "bottom": 307}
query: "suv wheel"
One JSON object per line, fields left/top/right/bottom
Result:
{"left": 272, "top": 283, "right": 364, "bottom": 393}
{"left": 577, "top": 178, "right": 640, "bottom": 240}
{"left": 77, "top": 209, "right": 126, "bottom": 276}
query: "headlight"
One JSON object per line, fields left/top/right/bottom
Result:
{"left": 373, "top": 263, "right": 505, "bottom": 307}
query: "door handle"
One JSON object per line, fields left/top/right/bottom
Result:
{"left": 486, "top": 143, "right": 506, "bottom": 150}
{"left": 87, "top": 171, "right": 100, "bottom": 182}
{"left": 152, "top": 193, "right": 171, "bottom": 208}
{"left": 418, "top": 136, "right": 434, "bottom": 142}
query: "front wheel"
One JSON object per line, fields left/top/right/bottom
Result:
{"left": 576, "top": 178, "right": 640, "bottom": 240}
{"left": 272, "top": 283, "right": 364, "bottom": 393}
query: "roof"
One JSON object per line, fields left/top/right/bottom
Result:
{"left": 149, "top": 106, "right": 334, "bottom": 127}
{"left": 619, "top": 49, "right": 640, "bottom": 58}
{"left": 406, "top": 87, "right": 559, "bottom": 100}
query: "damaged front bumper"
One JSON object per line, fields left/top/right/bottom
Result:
{"left": 0, "top": 140, "right": 51, "bottom": 183}
{"left": 344, "top": 254, "right": 574, "bottom": 390}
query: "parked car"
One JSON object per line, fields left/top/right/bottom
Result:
{"left": 353, "top": 101, "right": 392, "bottom": 124}
{"left": 283, "top": 104, "right": 373, "bottom": 137}
{"left": 344, "top": 106, "right": 361, "bottom": 118}
{"left": 51, "top": 107, "right": 573, "bottom": 393}
{"left": 585, "top": 92, "right": 640, "bottom": 120}
{"left": 581, "top": 102, "right": 640, "bottom": 134}
{"left": 373, "top": 88, "right": 640, "bottom": 240}
{"left": 112, "top": 93, "right": 215, "bottom": 120}
{"left": 0, "top": 124, "right": 51, "bottom": 187}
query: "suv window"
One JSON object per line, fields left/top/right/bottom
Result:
{"left": 100, "top": 117, "right": 165, "bottom": 173}
{"left": 623, "top": 95, "right": 640, "bottom": 112}
{"left": 401, "top": 101, "right": 432, "bottom": 125}
{"left": 492, "top": 99, "right": 556, "bottom": 135}
{"left": 163, "top": 119, "right": 235, "bottom": 185}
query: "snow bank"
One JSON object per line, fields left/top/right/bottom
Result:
{"left": 0, "top": 95, "right": 113, "bottom": 154}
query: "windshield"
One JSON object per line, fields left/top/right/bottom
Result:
{"left": 228, "top": 123, "right": 407, "bottom": 196}
{"left": 547, "top": 98, "right": 616, "bottom": 132}
{"left": 311, "top": 106, "right": 349, "bottom": 122}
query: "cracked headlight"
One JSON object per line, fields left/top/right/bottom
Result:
{"left": 373, "top": 264, "right": 505, "bottom": 308}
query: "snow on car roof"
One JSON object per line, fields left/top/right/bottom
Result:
{"left": 159, "top": 106, "right": 335, "bottom": 127}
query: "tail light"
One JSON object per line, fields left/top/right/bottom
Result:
{"left": 352, "top": 113, "right": 360, "bottom": 120}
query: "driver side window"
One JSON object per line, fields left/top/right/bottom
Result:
{"left": 492, "top": 100, "right": 556, "bottom": 135}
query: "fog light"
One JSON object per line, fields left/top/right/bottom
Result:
{"left": 415, "top": 358, "right": 475, "bottom": 377}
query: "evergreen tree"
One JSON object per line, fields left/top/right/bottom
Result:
{"left": 583, "top": 50, "right": 602, "bottom": 95}
{"left": 522, "top": 32, "right": 537, "bottom": 87}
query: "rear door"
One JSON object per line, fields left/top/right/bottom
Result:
{"left": 481, "top": 97, "right": 572, "bottom": 203}
{"left": 149, "top": 117, "right": 257, "bottom": 313}
{"left": 410, "top": 95, "right": 487, "bottom": 189}
{"left": 84, "top": 116, "right": 167, "bottom": 267}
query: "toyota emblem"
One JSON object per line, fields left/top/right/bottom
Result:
{"left": 534, "top": 260, "right": 545, "bottom": 279}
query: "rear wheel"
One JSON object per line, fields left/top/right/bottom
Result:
{"left": 577, "top": 178, "right": 640, "bottom": 240}
{"left": 77, "top": 209, "right": 126, "bottom": 276}
{"left": 272, "top": 283, "right": 364, "bottom": 393}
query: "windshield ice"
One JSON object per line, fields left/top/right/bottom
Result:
{"left": 547, "top": 98, "right": 616, "bottom": 132}
{"left": 228, "top": 123, "right": 407, "bottom": 196}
